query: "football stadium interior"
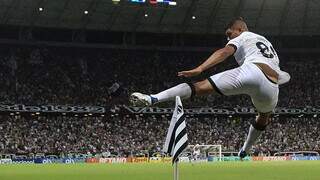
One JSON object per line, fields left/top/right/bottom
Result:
{"left": 0, "top": 0, "right": 320, "bottom": 179}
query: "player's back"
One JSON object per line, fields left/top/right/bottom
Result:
{"left": 228, "top": 31, "right": 280, "bottom": 72}
{"left": 227, "top": 31, "right": 290, "bottom": 85}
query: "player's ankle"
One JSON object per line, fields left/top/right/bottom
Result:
{"left": 150, "top": 95, "right": 158, "bottom": 104}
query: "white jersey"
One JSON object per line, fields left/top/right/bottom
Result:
{"left": 227, "top": 32, "right": 280, "bottom": 70}
{"left": 226, "top": 31, "right": 290, "bottom": 85}
{"left": 193, "top": 149, "right": 200, "bottom": 156}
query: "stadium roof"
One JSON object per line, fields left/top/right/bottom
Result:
{"left": 0, "top": 0, "right": 319, "bottom": 35}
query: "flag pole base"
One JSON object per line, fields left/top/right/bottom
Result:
{"left": 174, "top": 162, "right": 178, "bottom": 180}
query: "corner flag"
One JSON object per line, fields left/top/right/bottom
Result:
{"left": 163, "top": 96, "right": 188, "bottom": 164}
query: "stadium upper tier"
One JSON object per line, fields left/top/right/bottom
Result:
{"left": 0, "top": 0, "right": 320, "bottom": 35}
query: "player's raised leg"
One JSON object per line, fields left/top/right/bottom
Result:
{"left": 239, "top": 112, "right": 271, "bottom": 159}
{"left": 130, "top": 42, "right": 235, "bottom": 107}
{"left": 130, "top": 80, "right": 215, "bottom": 106}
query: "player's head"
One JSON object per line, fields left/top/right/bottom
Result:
{"left": 225, "top": 17, "right": 248, "bottom": 40}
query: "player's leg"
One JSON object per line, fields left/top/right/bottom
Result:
{"left": 152, "top": 80, "right": 216, "bottom": 102}
{"left": 130, "top": 62, "right": 247, "bottom": 107}
{"left": 130, "top": 80, "right": 217, "bottom": 106}
{"left": 129, "top": 63, "right": 245, "bottom": 107}
{"left": 239, "top": 112, "right": 271, "bottom": 159}
{"left": 238, "top": 63, "right": 279, "bottom": 159}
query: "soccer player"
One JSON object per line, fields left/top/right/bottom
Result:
{"left": 130, "top": 17, "right": 290, "bottom": 159}
{"left": 192, "top": 144, "right": 201, "bottom": 162}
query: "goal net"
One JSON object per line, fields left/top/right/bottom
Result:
{"left": 183, "top": 144, "right": 222, "bottom": 162}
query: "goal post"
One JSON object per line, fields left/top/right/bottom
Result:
{"left": 185, "top": 144, "right": 222, "bottom": 162}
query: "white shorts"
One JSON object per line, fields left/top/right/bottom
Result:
{"left": 208, "top": 63, "right": 279, "bottom": 113}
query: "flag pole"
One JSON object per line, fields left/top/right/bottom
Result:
{"left": 163, "top": 96, "right": 187, "bottom": 180}
{"left": 174, "top": 162, "right": 178, "bottom": 180}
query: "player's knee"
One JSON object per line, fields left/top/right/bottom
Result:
{"left": 251, "top": 120, "right": 268, "bottom": 131}
{"left": 252, "top": 113, "right": 271, "bottom": 131}
{"left": 186, "top": 82, "right": 196, "bottom": 99}
{"left": 193, "top": 80, "right": 214, "bottom": 96}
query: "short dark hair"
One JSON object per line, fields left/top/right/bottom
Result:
{"left": 225, "top": 17, "right": 245, "bottom": 30}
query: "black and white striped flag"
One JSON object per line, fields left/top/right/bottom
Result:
{"left": 163, "top": 96, "right": 188, "bottom": 164}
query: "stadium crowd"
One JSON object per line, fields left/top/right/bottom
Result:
{"left": 0, "top": 46, "right": 319, "bottom": 156}
{"left": 0, "top": 115, "right": 319, "bottom": 157}
{"left": 0, "top": 46, "right": 319, "bottom": 107}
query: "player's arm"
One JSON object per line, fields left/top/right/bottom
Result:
{"left": 178, "top": 45, "right": 235, "bottom": 77}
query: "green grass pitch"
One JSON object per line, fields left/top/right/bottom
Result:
{"left": 0, "top": 161, "right": 320, "bottom": 180}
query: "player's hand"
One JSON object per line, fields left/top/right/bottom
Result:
{"left": 178, "top": 67, "right": 202, "bottom": 77}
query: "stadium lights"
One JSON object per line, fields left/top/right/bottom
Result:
{"left": 112, "top": 0, "right": 121, "bottom": 4}
{"left": 144, "top": 13, "right": 148, "bottom": 17}
{"left": 84, "top": 10, "right": 89, "bottom": 14}
{"left": 38, "top": 7, "right": 44, "bottom": 12}
{"left": 192, "top": 16, "right": 196, "bottom": 20}
{"left": 169, "top": 1, "right": 177, "bottom": 6}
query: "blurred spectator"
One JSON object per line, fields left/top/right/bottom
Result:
{"left": 0, "top": 115, "right": 319, "bottom": 156}
{"left": 0, "top": 46, "right": 319, "bottom": 156}
{"left": 0, "top": 46, "right": 318, "bottom": 107}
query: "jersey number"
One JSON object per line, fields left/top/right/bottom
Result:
{"left": 256, "top": 42, "right": 276, "bottom": 58}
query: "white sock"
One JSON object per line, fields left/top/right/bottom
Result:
{"left": 151, "top": 83, "right": 192, "bottom": 103}
{"left": 242, "top": 125, "right": 263, "bottom": 152}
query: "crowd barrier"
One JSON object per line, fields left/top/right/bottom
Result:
{"left": 0, "top": 158, "right": 86, "bottom": 164}
{"left": 1, "top": 156, "right": 320, "bottom": 164}
{"left": 208, "top": 156, "right": 251, "bottom": 161}
{"left": 252, "top": 156, "right": 320, "bottom": 161}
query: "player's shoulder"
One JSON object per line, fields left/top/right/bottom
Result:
{"left": 234, "top": 31, "right": 257, "bottom": 41}
{"left": 247, "top": 31, "right": 268, "bottom": 40}
{"left": 242, "top": 31, "right": 269, "bottom": 42}
{"left": 241, "top": 31, "right": 262, "bottom": 38}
